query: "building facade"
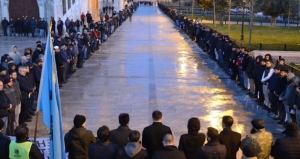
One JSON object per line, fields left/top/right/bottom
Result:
{"left": 0, "top": 0, "right": 125, "bottom": 24}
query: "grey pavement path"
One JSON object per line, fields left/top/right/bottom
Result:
{"left": 0, "top": 5, "right": 284, "bottom": 158}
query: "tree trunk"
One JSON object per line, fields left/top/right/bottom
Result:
{"left": 288, "top": 7, "right": 291, "bottom": 29}
{"left": 270, "top": 16, "right": 276, "bottom": 27}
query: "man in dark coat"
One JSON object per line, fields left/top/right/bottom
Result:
{"left": 178, "top": 117, "right": 205, "bottom": 159}
{"left": 197, "top": 127, "right": 227, "bottom": 159}
{"left": 57, "top": 18, "right": 64, "bottom": 36}
{"left": 218, "top": 116, "right": 241, "bottom": 159}
{"left": 0, "top": 81, "right": 12, "bottom": 135}
{"left": 142, "top": 110, "right": 172, "bottom": 158}
{"left": 1, "top": 17, "right": 9, "bottom": 36}
{"left": 30, "top": 17, "right": 36, "bottom": 37}
{"left": 116, "top": 130, "right": 149, "bottom": 159}
{"left": 152, "top": 134, "right": 186, "bottom": 159}
{"left": 274, "top": 67, "right": 288, "bottom": 124}
{"left": 22, "top": 17, "right": 29, "bottom": 37}
{"left": 64, "top": 115, "right": 96, "bottom": 159}
{"left": 54, "top": 46, "right": 64, "bottom": 87}
{"left": 3, "top": 77, "right": 17, "bottom": 136}
{"left": 17, "top": 66, "right": 35, "bottom": 125}
{"left": 88, "top": 125, "right": 118, "bottom": 159}
{"left": 109, "top": 113, "right": 132, "bottom": 148}
{"left": 32, "top": 44, "right": 44, "bottom": 63}
{"left": 271, "top": 122, "right": 300, "bottom": 159}
{"left": 0, "top": 118, "right": 11, "bottom": 159}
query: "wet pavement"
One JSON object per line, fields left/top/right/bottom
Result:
{"left": 0, "top": 5, "right": 284, "bottom": 158}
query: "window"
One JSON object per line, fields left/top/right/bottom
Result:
{"left": 62, "top": 0, "right": 66, "bottom": 14}
{"left": 68, "top": 0, "right": 71, "bottom": 9}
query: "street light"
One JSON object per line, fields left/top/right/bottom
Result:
{"left": 240, "top": 0, "right": 246, "bottom": 41}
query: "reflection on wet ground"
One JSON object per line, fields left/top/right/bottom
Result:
{"left": 0, "top": 5, "right": 283, "bottom": 158}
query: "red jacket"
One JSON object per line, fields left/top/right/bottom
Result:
{"left": 81, "top": 14, "right": 85, "bottom": 20}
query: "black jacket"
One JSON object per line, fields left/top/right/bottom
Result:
{"left": 116, "top": 142, "right": 149, "bottom": 159}
{"left": 64, "top": 127, "right": 96, "bottom": 159}
{"left": 88, "top": 141, "right": 118, "bottom": 159}
{"left": 178, "top": 131, "right": 206, "bottom": 159}
{"left": 271, "top": 131, "right": 300, "bottom": 159}
{"left": 0, "top": 91, "right": 10, "bottom": 118}
{"left": 17, "top": 73, "right": 34, "bottom": 100}
{"left": 218, "top": 128, "right": 241, "bottom": 159}
{"left": 0, "top": 132, "right": 10, "bottom": 159}
{"left": 152, "top": 145, "right": 186, "bottom": 159}
{"left": 274, "top": 76, "right": 288, "bottom": 95}
{"left": 197, "top": 140, "right": 227, "bottom": 159}
{"left": 142, "top": 122, "right": 172, "bottom": 158}
{"left": 109, "top": 125, "right": 132, "bottom": 148}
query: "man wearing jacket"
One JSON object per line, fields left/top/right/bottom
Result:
{"left": 261, "top": 60, "right": 274, "bottom": 108}
{"left": 275, "top": 67, "right": 289, "bottom": 125}
{"left": 218, "top": 116, "right": 241, "bottom": 159}
{"left": 65, "top": 115, "right": 96, "bottom": 159}
{"left": 10, "top": 71, "right": 21, "bottom": 127}
{"left": 88, "top": 125, "right": 118, "bottom": 159}
{"left": 142, "top": 110, "right": 172, "bottom": 158}
{"left": 109, "top": 113, "right": 132, "bottom": 148}
{"left": 60, "top": 43, "right": 71, "bottom": 83}
{"left": 1, "top": 17, "right": 9, "bottom": 36}
{"left": 3, "top": 77, "right": 17, "bottom": 136}
{"left": 0, "top": 118, "right": 10, "bottom": 159}
{"left": 197, "top": 127, "right": 227, "bottom": 159}
{"left": 17, "top": 66, "right": 35, "bottom": 125}
{"left": 241, "top": 119, "right": 273, "bottom": 159}
{"left": 0, "top": 81, "right": 12, "bottom": 135}
{"left": 30, "top": 16, "right": 36, "bottom": 37}
{"left": 267, "top": 66, "right": 281, "bottom": 116}
{"left": 9, "top": 126, "right": 43, "bottom": 158}
{"left": 153, "top": 134, "right": 186, "bottom": 159}
{"left": 116, "top": 130, "right": 149, "bottom": 159}
{"left": 271, "top": 122, "right": 300, "bottom": 159}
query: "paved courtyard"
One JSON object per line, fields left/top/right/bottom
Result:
{"left": 0, "top": 5, "right": 284, "bottom": 156}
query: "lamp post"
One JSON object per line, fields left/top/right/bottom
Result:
{"left": 240, "top": 0, "right": 246, "bottom": 41}
{"left": 213, "top": 0, "right": 216, "bottom": 28}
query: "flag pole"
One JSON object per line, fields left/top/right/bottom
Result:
{"left": 34, "top": 20, "right": 53, "bottom": 143}
{"left": 34, "top": 112, "right": 39, "bottom": 142}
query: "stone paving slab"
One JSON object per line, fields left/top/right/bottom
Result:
{"left": 0, "top": 5, "right": 284, "bottom": 158}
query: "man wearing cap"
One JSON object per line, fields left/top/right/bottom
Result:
{"left": 64, "top": 115, "right": 96, "bottom": 159}
{"left": 33, "top": 59, "right": 43, "bottom": 94}
{"left": 3, "top": 77, "right": 17, "bottom": 136}
{"left": 0, "top": 81, "right": 12, "bottom": 135}
{"left": 271, "top": 122, "right": 300, "bottom": 159}
{"left": 0, "top": 118, "right": 11, "bottom": 159}
{"left": 241, "top": 119, "right": 273, "bottom": 159}
{"left": 8, "top": 46, "right": 21, "bottom": 65}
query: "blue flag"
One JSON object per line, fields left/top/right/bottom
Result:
{"left": 37, "top": 27, "right": 66, "bottom": 159}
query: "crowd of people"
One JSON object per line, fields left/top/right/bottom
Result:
{"left": 158, "top": 3, "right": 300, "bottom": 130}
{"left": 0, "top": 3, "right": 139, "bottom": 157}
{"left": 2, "top": 111, "right": 300, "bottom": 159}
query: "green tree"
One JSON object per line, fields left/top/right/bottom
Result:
{"left": 282, "top": 0, "right": 298, "bottom": 28}
{"left": 260, "top": 0, "right": 284, "bottom": 26}
{"left": 198, "top": 0, "right": 213, "bottom": 10}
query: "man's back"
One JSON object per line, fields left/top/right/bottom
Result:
{"left": 64, "top": 127, "right": 96, "bottom": 159}
{"left": 142, "top": 122, "right": 172, "bottom": 157}
{"left": 88, "top": 141, "right": 118, "bottom": 159}
{"left": 271, "top": 133, "right": 300, "bottom": 159}
{"left": 197, "top": 141, "right": 227, "bottom": 159}
{"left": 152, "top": 145, "right": 186, "bottom": 159}
{"left": 0, "top": 133, "right": 10, "bottom": 159}
{"left": 218, "top": 128, "right": 241, "bottom": 159}
{"left": 241, "top": 129, "right": 273, "bottom": 159}
{"left": 109, "top": 125, "right": 132, "bottom": 148}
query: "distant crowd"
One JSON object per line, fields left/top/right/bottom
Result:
{"left": 158, "top": 3, "right": 300, "bottom": 130}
